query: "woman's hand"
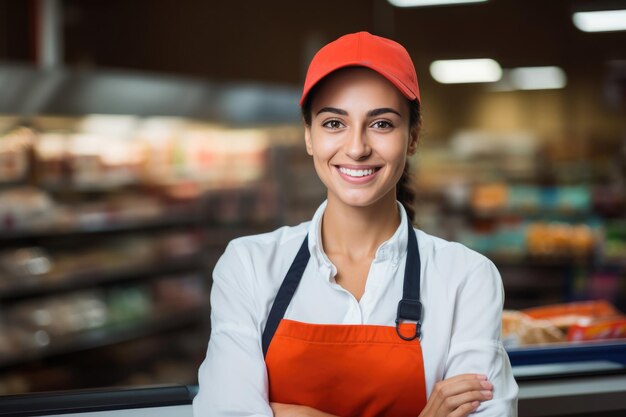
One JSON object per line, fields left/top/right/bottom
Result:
{"left": 270, "top": 402, "right": 339, "bottom": 417}
{"left": 419, "top": 373, "right": 493, "bottom": 417}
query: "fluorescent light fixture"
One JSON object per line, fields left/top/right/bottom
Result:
{"left": 388, "top": 0, "right": 487, "bottom": 6}
{"left": 509, "top": 66, "right": 567, "bottom": 90}
{"left": 489, "top": 66, "right": 567, "bottom": 92}
{"left": 573, "top": 10, "right": 626, "bottom": 32}
{"left": 430, "top": 59, "right": 502, "bottom": 84}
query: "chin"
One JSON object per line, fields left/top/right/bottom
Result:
{"left": 332, "top": 189, "right": 390, "bottom": 209}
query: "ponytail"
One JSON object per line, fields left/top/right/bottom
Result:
{"left": 397, "top": 161, "right": 416, "bottom": 223}
{"left": 398, "top": 99, "right": 421, "bottom": 224}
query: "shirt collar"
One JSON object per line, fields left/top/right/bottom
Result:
{"left": 307, "top": 200, "right": 410, "bottom": 270}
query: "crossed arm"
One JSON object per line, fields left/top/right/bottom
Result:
{"left": 270, "top": 373, "right": 493, "bottom": 417}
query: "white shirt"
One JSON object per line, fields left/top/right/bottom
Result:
{"left": 194, "top": 201, "right": 518, "bottom": 417}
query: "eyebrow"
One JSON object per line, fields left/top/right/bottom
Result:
{"left": 367, "top": 107, "right": 402, "bottom": 118}
{"left": 315, "top": 107, "right": 402, "bottom": 118}
{"left": 316, "top": 107, "right": 348, "bottom": 116}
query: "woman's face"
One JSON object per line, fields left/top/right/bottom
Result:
{"left": 305, "top": 67, "right": 417, "bottom": 209}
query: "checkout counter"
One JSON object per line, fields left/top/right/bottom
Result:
{"left": 2, "top": 341, "right": 626, "bottom": 417}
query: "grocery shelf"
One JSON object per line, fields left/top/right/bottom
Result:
{"left": 489, "top": 254, "right": 596, "bottom": 269}
{"left": 0, "top": 305, "right": 209, "bottom": 369}
{"left": 602, "top": 257, "right": 626, "bottom": 268}
{"left": 0, "top": 254, "right": 204, "bottom": 302}
{"left": 0, "top": 212, "right": 204, "bottom": 242}
{"left": 202, "top": 224, "right": 279, "bottom": 247}
{"left": 468, "top": 208, "right": 595, "bottom": 220}
{"left": 0, "top": 180, "right": 28, "bottom": 190}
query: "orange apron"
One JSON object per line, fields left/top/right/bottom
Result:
{"left": 262, "top": 220, "right": 427, "bottom": 417}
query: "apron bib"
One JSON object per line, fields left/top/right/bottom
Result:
{"left": 262, "top": 219, "right": 427, "bottom": 417}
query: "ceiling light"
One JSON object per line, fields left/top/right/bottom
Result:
{"left": 573, "top": 10, "right": 626, "bottom": 32}
{"left": 509, "top": 66, "right": 567, "bottom": 90}
{"left": 429, "top": 59, "right": 502, "bottom": 84}
{"left": 388, "top": 0, "right": 487, "bottom": 6}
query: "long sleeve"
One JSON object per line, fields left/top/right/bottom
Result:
{"left": 445, "top": 259, "right": 518, "bottom": 416}
{"left": 193, "top": 242, "right": 273, "bottom": 417}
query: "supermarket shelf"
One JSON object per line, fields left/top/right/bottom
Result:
{"left": 0, "top": 179, "right": 29, "bottom": 190}
{"left": 0, "top": 212, "right": 204, "bottom": 242}
{"left": 469, "top": 208, "right": 595, "bottom": 220}
{"left": 602, "top": 257, "right": 626, "bottom": 268}
{"left": 0, "top": 218, "right": 282, "bottom": 245}
{"left": 203, "top": 223, "right": 281, "bottom": 246}
{"left": 0, "top": 305, "right": 209, "bottom": 369}
{"left": 491, "top": 255, "right": 626, "bottom": 274}
{"left": 489, "top": 254, "right": 596, "bottom": 269}
{"left": 40, "top": 182, "right": 149, "bottom": 193}
{"left": 0, "top": 254, "right": 204, "bottom": 302}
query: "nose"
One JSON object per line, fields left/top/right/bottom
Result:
{"left": 344, "top": 126, "right": 371, "bottom": 160}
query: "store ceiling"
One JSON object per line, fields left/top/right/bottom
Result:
{"left": 55, "top": 0, "right": 626, "bottom": 87}
{"left": 1, "top": 0, "right": 625, "bottom": 86}
{"left": 0, "top": 0, "right": 624, "bottom": 125}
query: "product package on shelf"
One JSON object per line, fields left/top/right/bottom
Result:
{"left": 0, "top": 184, "right": 200, "bottom": 235}
{"left": 0, "top": 186, "right": 57, "bottom": 232}
{"left": 604, "top": 220, "right": 626, "bottom": 264}
{"left": 454, "top": 219, "right": 601, "bottom": 263}
{"left": 0, "top": 127, "right": 35, "bottom": 184}
{"left": 502, "top": 300, "right": 626, "bottom": 348}
{"left": 29, "top": 115, "right": 282, "bottom": 192}
{"left": 0, "top": 230, "right": 203, "bottom": 297}
{"left": 471, "top": 183, "right": 593, "bottom": 215}
{"left": 0, "top": 273, "right": 207, "bottom": 366}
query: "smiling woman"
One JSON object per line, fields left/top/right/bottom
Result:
{"left": 193, "top": 31, "right": 518, "bottom": 417}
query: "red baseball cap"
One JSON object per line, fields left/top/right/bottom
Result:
{"left": 300, "top": 31, "right": 420, "bottom": 107}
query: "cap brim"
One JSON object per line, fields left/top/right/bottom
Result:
{"left": 299, "top": 62, "right": 419, "bottom": 107}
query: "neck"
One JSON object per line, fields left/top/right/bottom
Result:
{"left": 321, "top": 192, "right": 401, "bottom": 261}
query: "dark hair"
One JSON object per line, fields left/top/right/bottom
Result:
{"left": 399, "top": 99, "right": 421, "bottom": 223}
{"left": 301, "top": 87, "right": 421, "bottom": 223}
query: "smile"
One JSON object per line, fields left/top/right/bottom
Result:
{"left": 338, "top": 167, "right": 379, "bottom": 177}
{"left": 335, "top": 165, "right": 382, "bottom": 184}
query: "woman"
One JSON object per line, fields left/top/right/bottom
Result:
{"left": 193, "top": 31, "right": 518, "bottom": 417}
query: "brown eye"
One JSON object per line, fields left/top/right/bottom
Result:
{"left": 372, "top": 121, "right": 393, "bottom": 129}
{"left": 323, "top": 120, "right": 344, "bottom": 129}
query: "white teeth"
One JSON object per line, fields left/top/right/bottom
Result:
{"left": 339, "top": 167, "right": 376, "bottom": 177}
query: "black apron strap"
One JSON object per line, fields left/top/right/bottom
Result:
{"left": 262, "top": 215, "right": 423, "bottom": 356}
{"left": 262, "top": 235, "right": 310, "bottom": 357}
{"left": 395, "top": 218, "right": 423, "bottom": 341}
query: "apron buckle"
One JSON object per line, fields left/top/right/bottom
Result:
{"left": 395, "top": 317, "right": 422, "bottom": 341}
{"left": 395, "top": 299, "right": 422, "bottom": 341}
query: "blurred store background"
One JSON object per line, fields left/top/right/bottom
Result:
{"left": 0, "top": 0, "right": 625, "bottom": 397}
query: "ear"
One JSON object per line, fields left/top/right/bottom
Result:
{"left": 407, "top": 127, "right": 419, "bottom": 155}
{"left": 304, "top": 125, "right": 314, "bottom": 156}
